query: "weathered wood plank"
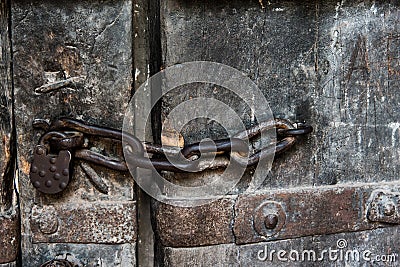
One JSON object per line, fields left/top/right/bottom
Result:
{"left": 0, "top": 0, "right": 18, "bottom": 264}
{"left": 160, "top": 0, "right": 400, "bottom": 188}
{"left": 0, "top": 0, "right": 14, "bottom": 213}
{"left": 12, "top": 0, "right": 135, "bottom": 264}
{"left": 133, "top": 0, "right": 157, "bottom": 265}
{"left": 155, "top": 0, "right": 400, "bottom": 265}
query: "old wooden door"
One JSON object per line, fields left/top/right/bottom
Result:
{"left": 1, "top": 0, "right": 400, "bottom": 266}
{"left": 152, "top": 0, "right": 400, "bottom": 266}
{"left": 2, "top": 0, "right": 140, "bottom": 266}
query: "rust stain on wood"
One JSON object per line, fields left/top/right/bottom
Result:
{"left": 0, "top": 212, "right": 19, "bottom": 264}
{"left": 234, "top": 184, "right": 399, "bottom": 245}
{"left": 153, "top": 183, "right": 400, "bottom": 247}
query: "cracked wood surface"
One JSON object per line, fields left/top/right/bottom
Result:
{"left": 0, "top": 0, "right": 18, "bottom": 264}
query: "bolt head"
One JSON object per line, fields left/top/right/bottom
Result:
{"left": 383, "top": 202, "right": 396, "bottom": 216}
{"left": 264, "top": 214, "right": 279, "bottom": 229}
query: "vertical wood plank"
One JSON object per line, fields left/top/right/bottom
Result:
{"left": 133, "top": 0, "right": 156, "bottom": 265}
{"left": 159, "top": 0, "right": 400, "bottom": 189}
{"left": 0, "top": 0, "right": 14, "bottom": 213}
{"left": 0, "top": 0, "right": 18, "bottom": 265}
{"left": 11, "top": 0, "right": 136, "bottom": 265}
{"left": 155, "top": 0, "right": 400, "bottom": 265}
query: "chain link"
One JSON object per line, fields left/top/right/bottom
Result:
{"left": 33, "top": 117, "right": 312, "bottom": 173}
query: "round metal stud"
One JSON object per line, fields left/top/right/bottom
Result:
{"left": 54, "top": 173, "right": 61, "bottom": 180}
{"left": 383, "top": 202, "right": 396, "bottom": 216}
{"left": 253, "top": 201, "right": 286, "bottom": 238}
{"left": 59, "top": 182, "right": 67, "bottom": 189}
{"left": 31, "top": 166, "right": 38, "bottom": 173}
{"left": 33, "top": 181, "right": 41, "bottom": 188}
{"left": 45, "top": 180, "right": 52, "bottom": 187}
{"left": 62, "top": 169, "right": 69, "bottom": 176}
{"left": 36, "top": 147, "right": 45, "bottom": 155}
{"left": 264, "top": 214, "right": 279, "bottom": 229}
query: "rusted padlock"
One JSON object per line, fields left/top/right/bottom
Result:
{"left": 30, "top": 131, "right": 84, "bottom": 194}
{"left": 30, "top": 145, "right": 72, "bottom": 194}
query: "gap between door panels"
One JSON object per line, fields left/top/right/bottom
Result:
{"left": 133, "top": 0, "right": 162, "bottom": 266}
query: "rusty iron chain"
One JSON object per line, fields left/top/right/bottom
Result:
{"left": 30, "top": 117, "right": 312, "bottom": 194}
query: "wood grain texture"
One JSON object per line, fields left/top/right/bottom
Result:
{"left": 0, "top": 0, "right": 14, "bottom": 213}
{"left": 160, "top": 0, "right": 400, "bottom": 189}
{"left": 11, "top": 0, "right": 136, "bottom": 264}
{"left": 133, "top": 0, "right": 157, "bottom": 265}
{"left": 155, "top": 0, "right": 400, "bottom": 265}
{"left": 0, "top": 0, "right": 18, "bottom": 264}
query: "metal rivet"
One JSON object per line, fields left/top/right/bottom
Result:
{"left": 39, "top": 171, "right": 46, "bottom": 177}
{"left": 62, "top": 169, "right": 69, "bottom": 176}
{"left": 33, "top": 181, "right": 41, "bottom": 188}
{"left": 383, "top": 202, "right": 396, "bottom": 216}
{"left": 49, "top": 166, "right": 56, "bottom": 172}
{"left": 264, "top": 214, "right": 279, "bottom": 229}
{"left": 254, "top": 201, "right": 286, "bottom": 237}
{"left": 45, "top": 180, "right": 52, "bottom": 187}
{"left": 36, "top": 147, "right": 44, "bottom": 155}
{"left": 50, "top": 158, "right": 57, "bottom": 164}
{"left": 54, "top": 173, "right": 61, "bottom": 180}
{"left": 59, "top": 182, "right": 67, "bottom": 189}
{"left": 31, "top": 166, "right": 38, "bottom": 173}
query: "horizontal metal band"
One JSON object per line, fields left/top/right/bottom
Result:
{"left": 153, "top": 198, "right": 236, "bottom": 247}
{"left": 31, "top": 201, "right": 136, "bottom": 244}
{"left": 154, "top": 182, "right": 400, "bottom": 247}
